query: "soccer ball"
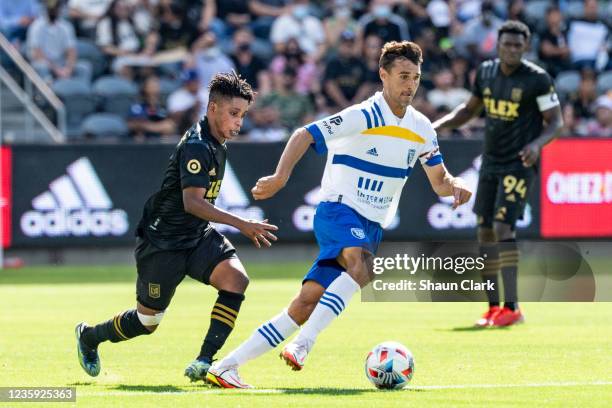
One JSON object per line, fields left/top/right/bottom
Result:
{"left": 364, "top": 341, "right": 414, "bottom": 389}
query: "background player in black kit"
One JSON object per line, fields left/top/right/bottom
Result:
{"left": 433, "top": 21, "right": 563, "bottom": 327}
{"left": 75, "top": 71, "right": 279, "bottom": 381}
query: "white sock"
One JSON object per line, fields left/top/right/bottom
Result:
{"left": 217, "top": 309, "right": 299, "bottom": 369}
{"left": 293, "top": 272, "right": 360, "bottom": 351}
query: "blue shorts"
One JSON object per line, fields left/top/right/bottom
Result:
{"left": 303, "top": 201, "right": 383, "bottom": 289}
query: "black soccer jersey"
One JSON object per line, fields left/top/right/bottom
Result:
{"left": 137, "top": 118, "right": 227, "bottom": 250}
{"left": 473, "top": 59, "right": 559, "bottom": 169}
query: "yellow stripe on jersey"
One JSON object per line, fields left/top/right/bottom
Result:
{"left": 360, "top": 125, "right": 425, "bottom": 144}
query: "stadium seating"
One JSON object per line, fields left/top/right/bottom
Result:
{"left": 555, "top": 71, "right": 581, "bottom": 98}
{"left": 52, "top": 78, "right": 96, "bottom": 139}
{"left": 81, "top": 112, "right": 129, "bottom": 139}
{"left": 596, "top": 71, "right": 612, "bottom": 95}
{"left": 92, "top": 75, "right": 139, "bottom": 119}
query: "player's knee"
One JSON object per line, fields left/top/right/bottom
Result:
{"left": 137, "top": 309, "right": 165, "bottom": 334}
{"left": 340, "top": 248, "right": 372, "bottom": 287}
{"left": 477, "top": 227, "right": 496, "bottom": 244}
{"left": 493, "top": 222, "right": 514, "bottom": 241}
{"left": 226, "top": 271, "right": 249, "bottom": 293}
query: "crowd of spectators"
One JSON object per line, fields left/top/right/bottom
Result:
{"left": 1, "top": 0, "right": 610, "bottom": 141}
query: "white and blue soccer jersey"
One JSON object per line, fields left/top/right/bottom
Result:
{"left": 304, "top": 91, "right": 443, "bottom": 228}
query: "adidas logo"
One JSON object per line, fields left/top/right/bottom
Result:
{"left": 366, "top": 147, "right": 379, "bottom": 156}
{"left": 20, "top": 157, "right": 129, "bottom": 237}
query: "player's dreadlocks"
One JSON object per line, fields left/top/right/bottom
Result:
{"left": 208, "top": 70, "right": 255, "bottom": 104}
{"left": 498, "top": 20, "right": 531, "bottom": 40}
{"left": 379, "top": 41, "right": 423, "bottom": 71}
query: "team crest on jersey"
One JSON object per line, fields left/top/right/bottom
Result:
{"left": 187, "top": 159, "right": 201, "bottom": 174}
{"left": 351, "top": 228, "right": 366, "bottom": 240}
{"left": 329, "top": 115, "right": 343, "bottom": 126}
{"left": 149, "top": 283, "right": 161, "bottom": 299}
{"left": 407, "top": 149, "right": 416, "bottom": 165}
{"left": 511, "top": 88, "right": 523, "bottom": 102}
{"left": 483, "top": 87, "right": 492, "bottom": 96}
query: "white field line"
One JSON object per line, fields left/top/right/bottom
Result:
{"left": 77, "top": 381, "right": 612, "bottom": 397}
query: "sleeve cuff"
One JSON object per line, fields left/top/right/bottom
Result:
{"left": 305, "top": 124, "right": 327, "bottom": 155}
{"left": 425, "top": 154, "right": 444, "bottom": 166}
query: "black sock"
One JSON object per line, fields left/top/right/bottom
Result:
{"left": 499, "top": 239, "right": 519, "bottom": 311}
{"left": 480, "top": 244, "right": 500, "bottom": 307}
{"left": 81, "top": 309, "right": 151, "bottom": 349}
{"left": 197, "top": 290, "right": 245, "bottom": 362}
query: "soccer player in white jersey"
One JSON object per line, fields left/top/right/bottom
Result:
{"left": 206, "top": 41, "right": 472, "bottom": 389}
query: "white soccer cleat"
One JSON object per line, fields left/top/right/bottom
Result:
{"left": 280, "top": 342, "right": 308, "bottom": 371}
{"left": 206, "top": 365, "right": 253, "bottom": 389}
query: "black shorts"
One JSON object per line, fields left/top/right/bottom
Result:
{"left": 473, "top": 166, "right": 535, "bottom": 229}
{"left": 134, "top": 228, "right": 237, "bottom": 310}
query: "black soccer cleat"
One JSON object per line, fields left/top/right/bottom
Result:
{"left": 75, "top": 322, "right": 101, "bottom": 377}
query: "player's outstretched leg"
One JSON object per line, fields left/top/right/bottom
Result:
{"left": 207, "top": 282, "right": 319, "bottom": 388}
{"left": 185, "top": 258, "right": 248, "bottom": 383}
{"left": 75, "top": 304, "right": 161, "bottom": 377}
{"left": 281, "top": 248, "right": 367, "bottom": 370}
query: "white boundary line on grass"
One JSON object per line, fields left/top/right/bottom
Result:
{"left": 78, "top": 381, "right": 612, "bottom": 397}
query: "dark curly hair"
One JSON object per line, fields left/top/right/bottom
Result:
{"left": 379, "top": 41, "right": 423, "bottom": 71}
{"left": 498, "top": 20, "right": 531, "bottom": 40}
{"left": 208, "top": 70, "right": 254, "bottom": 104}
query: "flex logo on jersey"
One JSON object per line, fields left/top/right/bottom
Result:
{"left": 205, "top": 180, "right": 223, "bottom": 200}
{"left": 483, "top": 97, "right": 520, "bottom": 121}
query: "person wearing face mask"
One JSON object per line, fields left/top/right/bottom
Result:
{"left": 230, "top": 27, "right": 271, "bottom": 94}
{"left": 191, "top": 30, "right": 235, "bottom": 92}
{"left": 357, "top": 1, "right": 409, "bottom": 46}
{"left": 323, "top": 0, "right": 358, "bottom": 51}
{"left": 26, "top": 0, "right": 91, "bottom": 83}
{"left": 269, "top": 0, "right": 325, "bottom": 60}
{"left": 457, "top": 0, "right": 503, "bottom": 62}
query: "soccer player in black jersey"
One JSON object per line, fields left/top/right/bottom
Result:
{"left": 434, "top": 21, "right": 563, "bottom": 327}
{"left": 74, "top": 71, "right": 278, "bottom": 380}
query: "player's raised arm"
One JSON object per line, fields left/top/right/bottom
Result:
{"left": 251, "top": 127, "right": 314, "bottom": 200}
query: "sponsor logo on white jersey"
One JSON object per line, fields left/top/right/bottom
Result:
{"left": 20, "top": 157, "right": 129, "bottom": 237}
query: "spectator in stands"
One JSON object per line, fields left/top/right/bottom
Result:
{"left": 396, "top": 0, "right": 430, "bottom": 40}
{"left": 269, "top": 37, "right": 318, "bottom": 95}
{"left": 450, "top": 55, "right": 471, "bottom": 90}
{"left": 68, "top": 0, "right": 113, "bottom": 39}
{"left": 245, "top": 106, "right": 288, "bottom": 142}
{"left": 191, "top": 30, "right": 235, "bottom": 91}
{"left": 256, "top": 66, "right": 314, "bottom": 131}
{"left": 570, "top": 70, "right": 598, "bottom": 121}
{"left": 149, "top": 0, "right": 203, "bottom": 54}
{"left": 249, "top": 0, "right": 290, "bottom": 40}
{"left": 128, "top": 75, "right": 177, "bottom": 140}
{"left": 206, "top": 0, "right": 251, "bottom": 41}
{"left": 414, "top": 26, "right": 450, "bottom": 84}
{"left": 357, "top": 0, "right": 409, "bottom": 45}
{"left": 96, "top": 0, "right": 155, "bottom": 78}
{"left": 26, "top": 0, "right": 91, "bottom": 83}
{"left": 269, "top": 0, "right": 325, "bottom": 60}
{"left": 358, "top": 34, "right": 384, "bottom": 99}
{"left": 0, "top": 0, "right": 39, "bottom": 44}
{"left": 581, "top": 94, "right": 612, "bottom": 137}
{"left": 427, "top": 68, "right": 471, "bottom": 111}
{"left": 457, "top": 0, "right": 502, "bottom": 62}
{"left": 567, "top": 0, "right": 610, "bottom": 71}
{"left": 230, "top": 27, "right": 271, "bottom": 94}
{"left": 426, "top": 0, "right": 452, "bottom": 40}
{"left": 323, "top": 0, "right": 358, "bottom": 53}
{"left": 167, "top": 69, "right": 209, "bottom": 134}
{"left": 538, "top": 5, "right": 571, "bottom": 78}
{"left": 323, "top": 30, "right": 365, "bottom": 110}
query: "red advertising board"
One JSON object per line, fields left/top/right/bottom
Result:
{"left": 541, "top": 139, "right": 612, "bottom": 237}
{"left": 1, "top": 146, "right": 11, "bottom": 248}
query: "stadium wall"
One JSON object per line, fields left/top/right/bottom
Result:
{"left": 3, "top": 138, "right": 611, "bottom": 249}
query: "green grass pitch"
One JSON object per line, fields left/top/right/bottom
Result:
{"left": 1, "top": 263, "right": 611, "bottom": 407}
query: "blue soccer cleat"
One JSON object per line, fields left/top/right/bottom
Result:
{"left": 184, "top": 358, "right": 212, "bottom": 383}
{"left": 75, "top": 322, "right": 101, "bottom": 377}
